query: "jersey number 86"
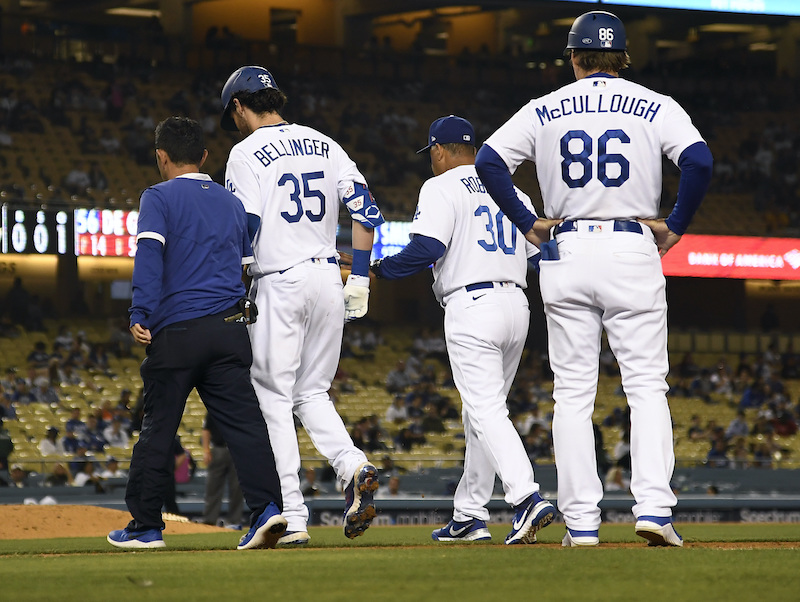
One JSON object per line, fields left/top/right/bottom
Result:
{"left": 561, "top": 129, "right": 630, "bottom": 189}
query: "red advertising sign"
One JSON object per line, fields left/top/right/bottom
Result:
{"left": 661, "top": 234, "right": 800, "bottom": 280}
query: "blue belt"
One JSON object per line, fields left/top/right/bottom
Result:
{"left": 465, "top": 282, "right": 521, "bottom": 292}
{"left": 279, "top": 256, "right": 337, "bottom": 274}
{"left": 554, "top": 220, "right": 643, "bottom": 236}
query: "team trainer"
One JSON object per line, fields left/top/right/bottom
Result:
{"left": 108, "top": 117, "right": 286, "bottom": 551}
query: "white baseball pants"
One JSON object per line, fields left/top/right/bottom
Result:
{"left": 249, "top": 259, "right": 367, "bottom": 531}
{"left": 444, "top": 285, "right": 540, "bottom": 522}
{"left": 540, "top": 224, "right": 677, "bottom": 531}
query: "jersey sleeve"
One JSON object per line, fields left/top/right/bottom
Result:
{"left": 514, "top": 187, "right": 540, "bottom": 259}
{"left": 225, "top": 147, "right": 261, "bottom": 216}
{"left": 408, "top": 180, "right": 455, "bottom": 248}
{"left": 483, "top": 101, "right": 538, "bottom": 173}
{"left": 661, "top": 97, "right": 705, "bottom": 166}
{"left": 135, "top": 187, "right": 167, "bottom": 245}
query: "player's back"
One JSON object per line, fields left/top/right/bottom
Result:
{"left": 489, "top": 76, "right": 703, "bottom": 222}
{"left": 415, "top": 165, "right": 533, "bottom": 303}
{"left": 226, "top": 123, "right": 364, "bottom": 275}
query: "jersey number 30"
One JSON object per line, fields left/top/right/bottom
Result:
{"left": 475, "top": 206, "right": 516, "bottom": 254}
{"left": 279, "top": 171, "right": 326, "bottom": 223}
{"left": 560, "top": 129, "right": 629, "bottom": 188}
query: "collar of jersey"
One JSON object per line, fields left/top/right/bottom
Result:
{"left": 175, "top": 173, "right": 213, "bottom": 181}
{"left": 585, "top": 72, "right": 617, "bottom": 79}
{"left": 258, "top": 121, "right": 289, "bottom": 129}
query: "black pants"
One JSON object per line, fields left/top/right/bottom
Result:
{"left": 125, "top": 306, "right": 282, "bottom": 530}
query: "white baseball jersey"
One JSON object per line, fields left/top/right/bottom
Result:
{"left": 409, "top": 164, "right": 538, "bottom": 304}
{"left": 225, "top": 123, "right": 366, "bottom": 275}
{"left": 485, "top": 76, "right": 705, "bottom": 220}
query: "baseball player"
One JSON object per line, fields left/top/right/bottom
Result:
{"left": 475, "top": 11, "right": 713, "bottom": 547}
{"left": 220, "top": 66, "right": 383, "bottom": 544}
{"left": 371, "top": 115, "right": 559, "bottom": 544}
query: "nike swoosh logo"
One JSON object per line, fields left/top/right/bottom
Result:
{"left": 448, "top": 525, "right": 469, "bottom": 536}
{"left": 512, "top": 514, "right": 527, "bottom": 530}
{"left": 472, "top": 294, "right": 486, "bottom": 301}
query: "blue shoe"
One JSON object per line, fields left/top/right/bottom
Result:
{"left": 107, "top": 527, "right": 165, "bottom": 549}
{"left": 343, "top": 462, "right": 379, "bottom": 539}
{"left": 237, "top": 502, "right": 287, "bottom": 550}
{"left": 277, "top": 530, "right": 310, "bottom": 546}
{"left": 635, "top": 515, "right": 683, "bottom": 547}
{"left": 562, "top": 528, "right": 600, "bottom": 547}
{"left": 432, "top": 519, "right": 491, "bottom": 542}
{"left": 504, "top": 492, "right": 555, "bottom": 545}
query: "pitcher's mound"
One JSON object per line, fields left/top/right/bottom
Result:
{"left": 0, "top": 505, "right": 230, "bottom": 539}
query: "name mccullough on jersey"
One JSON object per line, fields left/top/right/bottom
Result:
{"left": 535, "top": 93, "right": 662, "bottom": 125}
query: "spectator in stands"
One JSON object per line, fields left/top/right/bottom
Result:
{"left": 31, "top": 375, "right": 60, "bottom": 406}
{"left": 98, "top": 128, "right": 120, "bottom": 154}
{"left": 604, "top": 462, "right": 630, "bottom": 492}
{"left": 725, "top": 410, "right": 750, "bottom": 440}
{"left": 82, "top": 415, "right": 107, "bottom": 453}
{"left": 108, "top": 319, "right": 134, "bottom": 358}
{"left": 771, "top": 400, "right": 798, "bottom": 437}
{"left": 706, "top": 439, "right": 730, "bottom": 468}
{"left": 100, "top": 457, "right": 127, "bottom": 479}
{"left": 677, "top": 352, "right": 700, "bottom": 379}
{"left": 72, "top": 460, "right": 104, "bottom": 492}
{"left": 103, "top": 417, "right": 129, "bottom": 448}
{"left": 61, "top": 425, "right": 82, "bottom": 454}
{"left": 729, "top": 437, "right": 750, "bottom": 469}
{"left": 9, "top": 463, "right": 28, "bottom": 488}
{"left": 52, "top": 325, "right": 73, "bottom": 353}
{"left": 739, "top": 377, "right": 768, "bottom": 410}
{"left": 88, "top": 161, "right": 108, "bottom": 190}
{"left": 299, "top": 467, "right": 327, "bottom": 498}
{"left": 376, "top": 475, "right": 406, "bottom": 498}
{"left": 88, "top": 342, "right": 112, "bottom": 375}
{"left": 0, "top": 396, "right": 15, "bottom": 421}
{"left": 752, "top": 441, "right": 774, "bottom": 468}
{"left": 523, "top": 423, "right": 551, "bottom": 464}
{"left": 385, "top": 394, "right": 408, "bottom": 424}
{"left": 395, "top": 416, "right": 426, "bottom": 451}
{"left": 45, "top": 462, "right": 73, "bottom": 487}
{"left": 63, "top": 160, "right": 91, "bottom": 195}
{"left": 385, "top": 360, "right": 412, "bottom": 394}
{"left": 38, "top": 426, "right": 65, "bottom": 456}
{"left": 10, "top": 380, "right": 35, "bottom": 405}
{"left": 27, "top": 341, "right": 51, "bottom": 372}
{"left": 66, "top": 407, "right": 86, "bottom": 436}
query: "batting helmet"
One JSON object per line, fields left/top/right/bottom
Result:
{"left": 565, "top": 11, "right": 626, "bottom": 53}
{"left": 220, "top": 65, "right": 280, "bottom": 131}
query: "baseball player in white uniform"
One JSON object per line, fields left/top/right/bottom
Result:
{"left": 475, "top": 12, "right": 713, "bottom": 547}
{"left": 220, "top": 66, "right": 383, "bottom": 544}
{"left": 371, "top": 116, "right": 559, "bottom": 544}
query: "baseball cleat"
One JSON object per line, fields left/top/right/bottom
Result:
{"left": 562, "top": 528, "right": 600, "bottom": 547}
{"left": 107, "top": 527, "right": 166, "bottom": 549}
{"left": 237, "top": 502, "right": 287, "bottom": 550}
{"left": 277, "top": 530, "right": 310, "bottom": 546}
{"left": 504, "top": 492, "right": 555, "bottom": 545}
{"left": 431, "top": 519, "right": 492, "bottom": 542}
{"left": 635, "top": 516, "right": 683, "bottom": 547}
{"left": 343, "top": 462, "right": 379, "bottom": 538}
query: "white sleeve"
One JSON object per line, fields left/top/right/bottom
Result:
{"left": 484, "top": 100, "right": 538, "bottom": 173}
{"left": 334, "top": 143, "right": 368, "bottom": 201}
{"left": 661, "top": 97, "right": 705, "bottom": 165}
{"left": 408, "top": 180, "right": 454, "bottom": 247}
{"left": 225, "top": 148, "right": 261, "bottom": 215}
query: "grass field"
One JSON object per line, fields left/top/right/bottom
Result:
{"left": 1, "top": 523, "right": 799, "bottom": 601}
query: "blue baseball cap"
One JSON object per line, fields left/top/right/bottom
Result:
{"left": 416, "top": 115, "right": 475, "bottom": 154}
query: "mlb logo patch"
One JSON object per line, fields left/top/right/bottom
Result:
{"left": 593, "top": 80, "right": 607, "bottom": 88}
{"left": 588, "top": 225, "right": 603, "bottom": 233}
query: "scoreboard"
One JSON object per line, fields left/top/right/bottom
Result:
{"left": 74, "top": 208, "right": 139, "bottom": 257}
{"left": 1, "top": 206, "right": 72, "bottom": 255}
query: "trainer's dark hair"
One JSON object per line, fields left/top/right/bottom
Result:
{"left": 154, "top": 116, "right": 205, "bottom": 166}
{"left": 571, "top": 49, "right": 630, "bottom": 73}
{"left": 233, "top": 87, "right": 288, "bottom": 117}
{"left": 440, "top": 142, "right": 476, "bottom": 157}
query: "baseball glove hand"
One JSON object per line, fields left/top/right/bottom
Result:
{"left": 343, "top": 274, "right": 370, "bottom": 322}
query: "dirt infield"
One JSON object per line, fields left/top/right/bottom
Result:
{"left": 0, "top": 505, "right": 229, "bottom": 539}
